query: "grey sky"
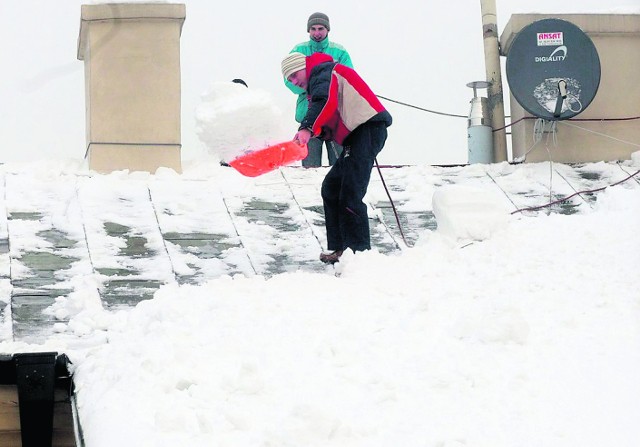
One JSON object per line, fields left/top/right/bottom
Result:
{"left": 1, "top": 0, "right": 637, "bottom": 165}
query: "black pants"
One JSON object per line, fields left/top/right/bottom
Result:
{"left": 303, "top": 138, "right": 343, "bottom": 167}
{"left": 321, "top": 121, "right": 388, "bottom": 252}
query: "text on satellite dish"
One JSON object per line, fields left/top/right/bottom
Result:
{"left": 535, "top": 46, "right": 567, "bottom": 63}
{"left": 537, "top": 32, "right": 563, "bottom": 46}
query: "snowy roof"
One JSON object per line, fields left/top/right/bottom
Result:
{"left": 0, "top": 157, "right": 638, "bottom": 446}
{"left": 2, "top": 158, "right": 636, "bottom": 342}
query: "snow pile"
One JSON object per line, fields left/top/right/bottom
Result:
{"left": 195, "top": 82, "right": 290, "bottom": 162}
{"left": 0, "top": 155, "right": 638, "bottom": 447}
{"left": 66, "top": 181, "right": 640, "bottom": 447}
{"left": 432, "top": 184, "right": 512, "bottom": 241}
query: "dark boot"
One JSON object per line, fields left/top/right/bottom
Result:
{"left": 319, "top": 250, "right": 343, "bottom": 264}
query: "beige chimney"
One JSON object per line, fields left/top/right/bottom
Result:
{"left": 78, "top": 3, "right": 186, "bottom": 173}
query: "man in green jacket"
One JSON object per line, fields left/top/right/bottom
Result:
{"left": 284, "top": 12, "right": 353, "bottom": 167}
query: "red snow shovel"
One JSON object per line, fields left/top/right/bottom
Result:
{"left": 229, "top": 140, "right": 308, "bottom": 177}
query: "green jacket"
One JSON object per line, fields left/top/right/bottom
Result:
{"left": 284, "top": 37, "right": 353, "bottom": 123}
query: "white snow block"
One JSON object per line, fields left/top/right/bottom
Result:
{"left": 631, "top": 150, "right": 640, "bottom": 167}
{"left": 432, "top": 185, "right": 511, "bottom": 241}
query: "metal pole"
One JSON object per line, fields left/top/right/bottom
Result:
{"left": 480, "top": 0, "right": 507, "bottom": 162}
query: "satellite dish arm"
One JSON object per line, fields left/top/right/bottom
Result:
{"left": 553, "top": 79, "right": 568, "bottom": 118}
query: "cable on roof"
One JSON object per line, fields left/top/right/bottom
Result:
{"left": 376, "top": 95, "right": 467, "bottom": 119}
{"left": 511, "top": 168, "right": 640, "bottom": 215}
{"left": 374, "top": 159, "right": 414, "bottom": 248}
{"left": 496, "top": 114, "right": 640, "bottom": 132}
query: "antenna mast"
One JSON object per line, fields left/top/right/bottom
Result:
{"left": 480, "top": 0, "right": 508, "bottom": 162}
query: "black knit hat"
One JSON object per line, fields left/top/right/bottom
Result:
{"left": 307, "top": 12, "right": 330, "bottom": 31}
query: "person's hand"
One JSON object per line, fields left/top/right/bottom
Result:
{"left": 293, "top": 129, "right": 312, "bottom": 146}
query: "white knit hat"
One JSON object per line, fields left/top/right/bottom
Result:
{"left": 281, "top": 52, "right": 306, "bottom": 79}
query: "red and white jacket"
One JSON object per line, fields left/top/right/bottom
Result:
{"left": 300, "top": 53, "right": 392, "bottom": 145}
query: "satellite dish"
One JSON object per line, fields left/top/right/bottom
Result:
{"left": 506, "top": 18, "right": 601, "bottom": 120}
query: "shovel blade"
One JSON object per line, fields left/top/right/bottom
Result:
{"left": 229, "top": 141, "right": 308, "bottom": 177}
